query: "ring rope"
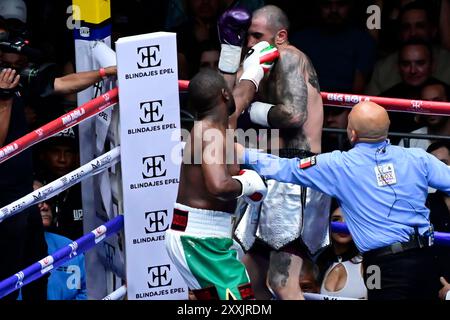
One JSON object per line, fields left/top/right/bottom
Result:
{"left": 331, "top": 222, "right": 450, "bottom": 246}
{"left": 0, "top": 88, "right": 118, "bottom": 165}
{"left": 0, "top": 147, "right": 120, "bottom": 222}
{"left": 102, "top": 285, "right": 127, "bottom": 300}
{"left": 303, "top": 292, "right": 358, "bottom": 300}
{"left": 177, "top": 80, "right": 450, "bottom": 116}
{"left": 0, "top": 215, "right": 124, "bottom": 299}
{"left": 322, "top": 92, "right": 450, "bottom": 115}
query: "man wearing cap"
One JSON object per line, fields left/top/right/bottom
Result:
{"left": 36, "top": 128, "right": 83, "bottom": 241}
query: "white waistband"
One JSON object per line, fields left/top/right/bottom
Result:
{"left": 173, "top": 203, "right": 235, "bottom": 238}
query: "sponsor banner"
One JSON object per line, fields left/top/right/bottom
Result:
{"left": 116, "top": 32, "right": 187, "bottom": 300}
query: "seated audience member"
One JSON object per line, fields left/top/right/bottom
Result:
{"left": 322, "top": 106, "right": 352, "bottom": 152}
{"left": 399, "top": 80, "right": 450, "bottom": 149}
{"left": 170, "top": 0, "right": 222, "bottom": 79}
{"left": 366, "top": 1, "right": 450, "bottom": 95}
{"left": 317, "top": 200, "right": 367, "bottom": 299}
{"left": 32, "top": 179, "right": 87, "bottom": 300}
{"left": 290, "top": 0, "right": 376, "bottom": 93}
{"left": 198, "top": 40, "right": 220, "bottom": 71}
{"left": 35, "top": 128, "right": 83, "bottom": 240}
{"left": 426, "top": 141, "right": 450, "bottom": 293}
{"left": 298, "top": 259, "right": 321, "bottom": 294}
{"left": 381, "top": 40, "right": 436, "bottom": 142}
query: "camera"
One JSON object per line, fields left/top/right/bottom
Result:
{"left": 0, "top": 38, "right": 57, "bottom": 98}
{"left": 0, "top": 63, "right": 57, "bottom": 98}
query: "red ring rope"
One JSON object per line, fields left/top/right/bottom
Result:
{"left": 0, "top": 88, "right": 118, "bottom": 165}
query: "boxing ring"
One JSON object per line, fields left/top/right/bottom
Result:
{"left": 0, "top": 78, "right": 450, "bottom": 300}
{"left": 0, "top": 17, "right": 450, "bottom": 300}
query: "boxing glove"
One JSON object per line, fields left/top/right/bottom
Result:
{"left": 217, "top": 7, "right": 251, "bottom": 74}
{"left": 232, "top": 169, "right": 267, "bottom": 205}
{"left": 239, "top": 41, "right": 279, "bottom": 91}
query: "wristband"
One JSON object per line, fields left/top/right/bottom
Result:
{"left": 0, "top": 87, "right": 17, "bottom": 100}
{"left": 218, "top": 44, "right": 242, "bottom": 74}
{"left": 248, "top": 101, "right": 273, "bottom": 127}
{"left": 99, "top": 68, "right": 107, "bottom": 79}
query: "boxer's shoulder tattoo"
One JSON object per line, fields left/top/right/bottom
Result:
{"left": 305, "top": 56, "right": 320, "bottom": 94}
{"left": 268, "top": 49, "right": 308, "bottom": 129}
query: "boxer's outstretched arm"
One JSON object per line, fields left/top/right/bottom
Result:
{"left": 229, "top": 79, "right": 256, "bottom": 129}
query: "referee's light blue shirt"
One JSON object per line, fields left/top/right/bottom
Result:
{"left": 244, "top": 140, "right": 450, "bottom": 253}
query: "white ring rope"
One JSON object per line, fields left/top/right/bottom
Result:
{"left": 0, "top": 147, "right": 121, "bottom": 222}
{"left": 102, "top": 285, "right": 127, "bottom": 300}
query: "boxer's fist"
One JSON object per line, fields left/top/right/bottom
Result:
{"left": 218, "top": 7, "right": 251, "bottom": 46}
{"left": 217, "top": 7, "right": 251, "bottom": 73}
{"left": 233, "top": 169, "right": 267, "bottom": 205}
{"left": 239, "top": 41, "right": 279, "bottom": 90}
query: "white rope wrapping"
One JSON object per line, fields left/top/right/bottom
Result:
{"left": 102, "top": 285, "right": 127, "bottom": 300}
{"left": 303, "top": 292, "right": 359, "bottom": 300}
{"left": 0, "top": 146, "right": 121, "bottom": 222}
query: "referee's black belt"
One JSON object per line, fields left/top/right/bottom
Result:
{"left": 363, "top": 234, "right": 432, "bottom": 260}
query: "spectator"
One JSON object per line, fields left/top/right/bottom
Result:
{"left": 317, "top": 200, "right": 367, "bottom": 299}
{"left": 36, "top": 128, "right": 83, "bottom": 241}
{"left": 399, "top": 80, "right": 450, "bottom": 149}
{"left": 322, "top": 106, "right": 352, "bottom": 152}
{"left": 32, "top": 179, "right": 87, "bottom": 300}
{"left": 298, "top": 259, "right": 321, "bottom": 294}
{"left": 170, "top": 0, "right": 222, "bottom": 79}
{"left": 366, "top": 1, "right": 450, "bottom": 95}
{"left": 165, "top": 0, "right": 265, "bottom": 30}
{"left": 290, "top": 0, "right": 376, "bottom": 93}
{"left": 426, "top": 141, "right": 450, "bottom": 293}
{"left": 381, "top": 40, "right": 436, "bottom": 140}
{"left": 198, "top": 40, "right": 220, "bottom": 71}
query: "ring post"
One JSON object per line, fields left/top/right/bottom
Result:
{"left": 116, "top": 32, "right": 188, "bottom": 300}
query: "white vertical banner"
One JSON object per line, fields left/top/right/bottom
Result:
{"left": 116, "top": 32, "right": 188, "bottom": 300}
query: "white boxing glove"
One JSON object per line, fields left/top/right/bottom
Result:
{"left": 239, "top": 41, "right": 279, "bottom": 91}
{"left": 232, "top": 169, "right": 267, "bottom": 205}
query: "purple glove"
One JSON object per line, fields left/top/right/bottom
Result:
{"left": 217, "top": 7, "right": 251, "bottom": 73}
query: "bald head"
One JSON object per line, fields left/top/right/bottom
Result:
{"left": 253, "top": 5, "right": 290, "bottom": 33}
{"left": 347, "top": 101, "right": 390, "bottom": 143}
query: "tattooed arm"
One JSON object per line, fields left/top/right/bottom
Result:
{"left": 266, "top": 47, "right": 308, "bottom": 129}
{"left": 301, "top": 54, "right": 324, "bottom": 153}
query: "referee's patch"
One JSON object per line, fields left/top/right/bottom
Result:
{"left": 299, "top": 156, "right": 317, "bottom": 169}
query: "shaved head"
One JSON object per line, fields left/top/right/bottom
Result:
{"left": 252, "top": 5, "right": 290, "bottom": 33}
{"left": 347, "top": 101, "right": 390, "bottom": 143}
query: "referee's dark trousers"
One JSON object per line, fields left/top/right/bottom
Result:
{"left": 363, "top": 246, "right": 438, "bottom": 300}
